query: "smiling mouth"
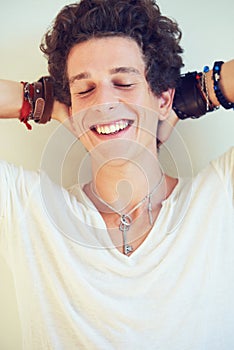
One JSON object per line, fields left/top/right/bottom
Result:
{"left": 91, "top": 119, "right": 133, "bottom": 135}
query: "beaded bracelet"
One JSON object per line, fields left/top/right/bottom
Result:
{"left": 212, "top": 61, "right": 234, "bottom": 110}
{"left": 201, "top": 66, "right": 218, "bottom": 113}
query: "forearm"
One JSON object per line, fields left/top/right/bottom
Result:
{"left": 173, "top": 59, "right": 234, "bottom": 120}
{"left": 0, "top": 80, "right": 23, "bottom": 118}
{"left": 162, "top": 59, "right": 234, "bottom": 144}
{"left": 0, "top": 78, "right": 70, "bottom": 128}
{"left": 1, "top": 59, "right": 233, "bottom": 125}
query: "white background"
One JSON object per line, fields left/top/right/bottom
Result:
{"left": 0, "top": 0, "right": 233, "bottom": 348}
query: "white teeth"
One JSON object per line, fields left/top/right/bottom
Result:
{"left": 104, "top": 126, "right": 110, "bottom": 134}
{"left": 94, "top": 120, "right": 129, "bottom": 135}
{"left": 110, "top": 125, "right": 116, "bottom": 133}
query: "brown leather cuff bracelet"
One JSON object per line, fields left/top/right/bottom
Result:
{"left": 34, "top": 76, "right": 54, "bottom": 124}
{"left": 20, "top": 76, "right": 54, "bottom": 129}
{"left": 173, "top": 72, "right": 208, "bottom": 119}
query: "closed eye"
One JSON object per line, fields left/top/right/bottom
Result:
{"left": 114, "top": 83, "right": 134, "bottom": 88}
{"left": 78, "top": 87, "right": 95, "bottom": 95}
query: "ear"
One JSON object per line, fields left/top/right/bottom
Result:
{"left": 157, "top": 88, "right": 175, "bottom": 121}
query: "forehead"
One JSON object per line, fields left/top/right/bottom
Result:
{"left": 67, "top": 36, "right": 146, "bottom": 79}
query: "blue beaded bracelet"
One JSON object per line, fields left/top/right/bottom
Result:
{"left": 212, "top": 61, "right": 234, "bottom": 110}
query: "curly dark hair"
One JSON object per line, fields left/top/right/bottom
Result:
{"left": 40, "top": 0, "right": 184, "bottom": 106}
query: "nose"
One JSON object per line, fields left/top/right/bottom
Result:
{"left": 93, "top": 84, "right": 119, "bottom": 113}
{"left": 95, "top": 103, "right": 116, "bottom": 115}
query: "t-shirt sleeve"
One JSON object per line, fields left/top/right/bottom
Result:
{"left": 0, "top": 161, "right": 39, "bottom": 223}
{"left": 0, "top": 161, "right": 41, "bottom": 259}
{"left": 0, "top": 161, "right": 18, "bottom": 218}
{"left": 210, "top": 147, "right": 234, "bottom": 205}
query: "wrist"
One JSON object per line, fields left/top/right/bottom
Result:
{"left": 173, "top": 71, "right": 208, "bottom": 119}
{"left": 205, "top": 70, "right": 219, "bottom": 107}
{"left": 19, "top": 76, "right": 54, "bottom": 129}
{"left": 212, "top": 61, "right": 234, "bottom": 110}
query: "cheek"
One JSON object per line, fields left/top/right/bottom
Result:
{"left": 70, "top": 98, "right": 82, "bottom": 115}
{"left": 67, "top": 103, "right": 87, "bottom": 140}
{"left": 132, "top": 87, "right": 158, "bottom": 109}
{"left": 146, "top": 89, "right": 159, "bottom": 108}
{"left": 79, "top": 132, "right": 93, "bottom": 150}
{"left": 70, "top": 90, "right": 91, "bottom": 115}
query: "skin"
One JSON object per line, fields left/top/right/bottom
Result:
{"left": 66, "top": 36, "right": 178, "bottom": 254}
{"left": 0, "top": 38, "right": 233, "bottom": 253}
{"left": 68, "top": 39, "right": 170, "bottom": 143}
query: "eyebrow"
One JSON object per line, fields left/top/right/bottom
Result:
{"left": 69, "top": 72, "right": 90, "bottom": 84}
{"left": 109, "top": 67, "right": 141, "bottom": 75}
{"left": 69, "top": 66, "right": 141, "bottom": 84}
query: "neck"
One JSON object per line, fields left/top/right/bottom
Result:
{"left": 90, "top": 153, "right": 164, "bottom": 213}
{"left": 84, "top": 152, "right": 178, "bottom": 256}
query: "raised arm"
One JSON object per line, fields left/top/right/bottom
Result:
{"left": 157, "top": 59, "right": 234, "bottom": 145}
{"left": 173, "top": 59, "right": 234, "bottom": 119}
{"left": 0, "top": 80, "right": 23, "bottom": 119}
{"left": 1, "top": 59, "right": 233, "bottom": 132}
{"left": 0, "top": 78, "right": 70, "bottom": 129}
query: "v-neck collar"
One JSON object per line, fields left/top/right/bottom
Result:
{"left": 68, "top": 176, "right": 188, "bottom": 263}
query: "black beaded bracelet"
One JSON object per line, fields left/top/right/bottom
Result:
{"left": 212, "top": 61, "right": 234, "bottom": 110}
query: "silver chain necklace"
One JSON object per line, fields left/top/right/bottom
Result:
{"left": 90, "top": 172, "right": 164, "bottom": 255}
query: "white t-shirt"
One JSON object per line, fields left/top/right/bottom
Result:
{"left": 0, "top": 148, "right": 233, "bottom": 350}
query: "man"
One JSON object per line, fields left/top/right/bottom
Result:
{"left": 0, "top": 0, "right": 233, "bottom": 349}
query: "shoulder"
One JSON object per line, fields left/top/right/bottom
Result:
{"left": 194, "top": 147, "right": 234, "bottom": 205}
{"left": 210, "top": 147, "right": 234, "bottom": 196}
{"left": 210, "top": 147, "right": 234, "bottom": 174}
